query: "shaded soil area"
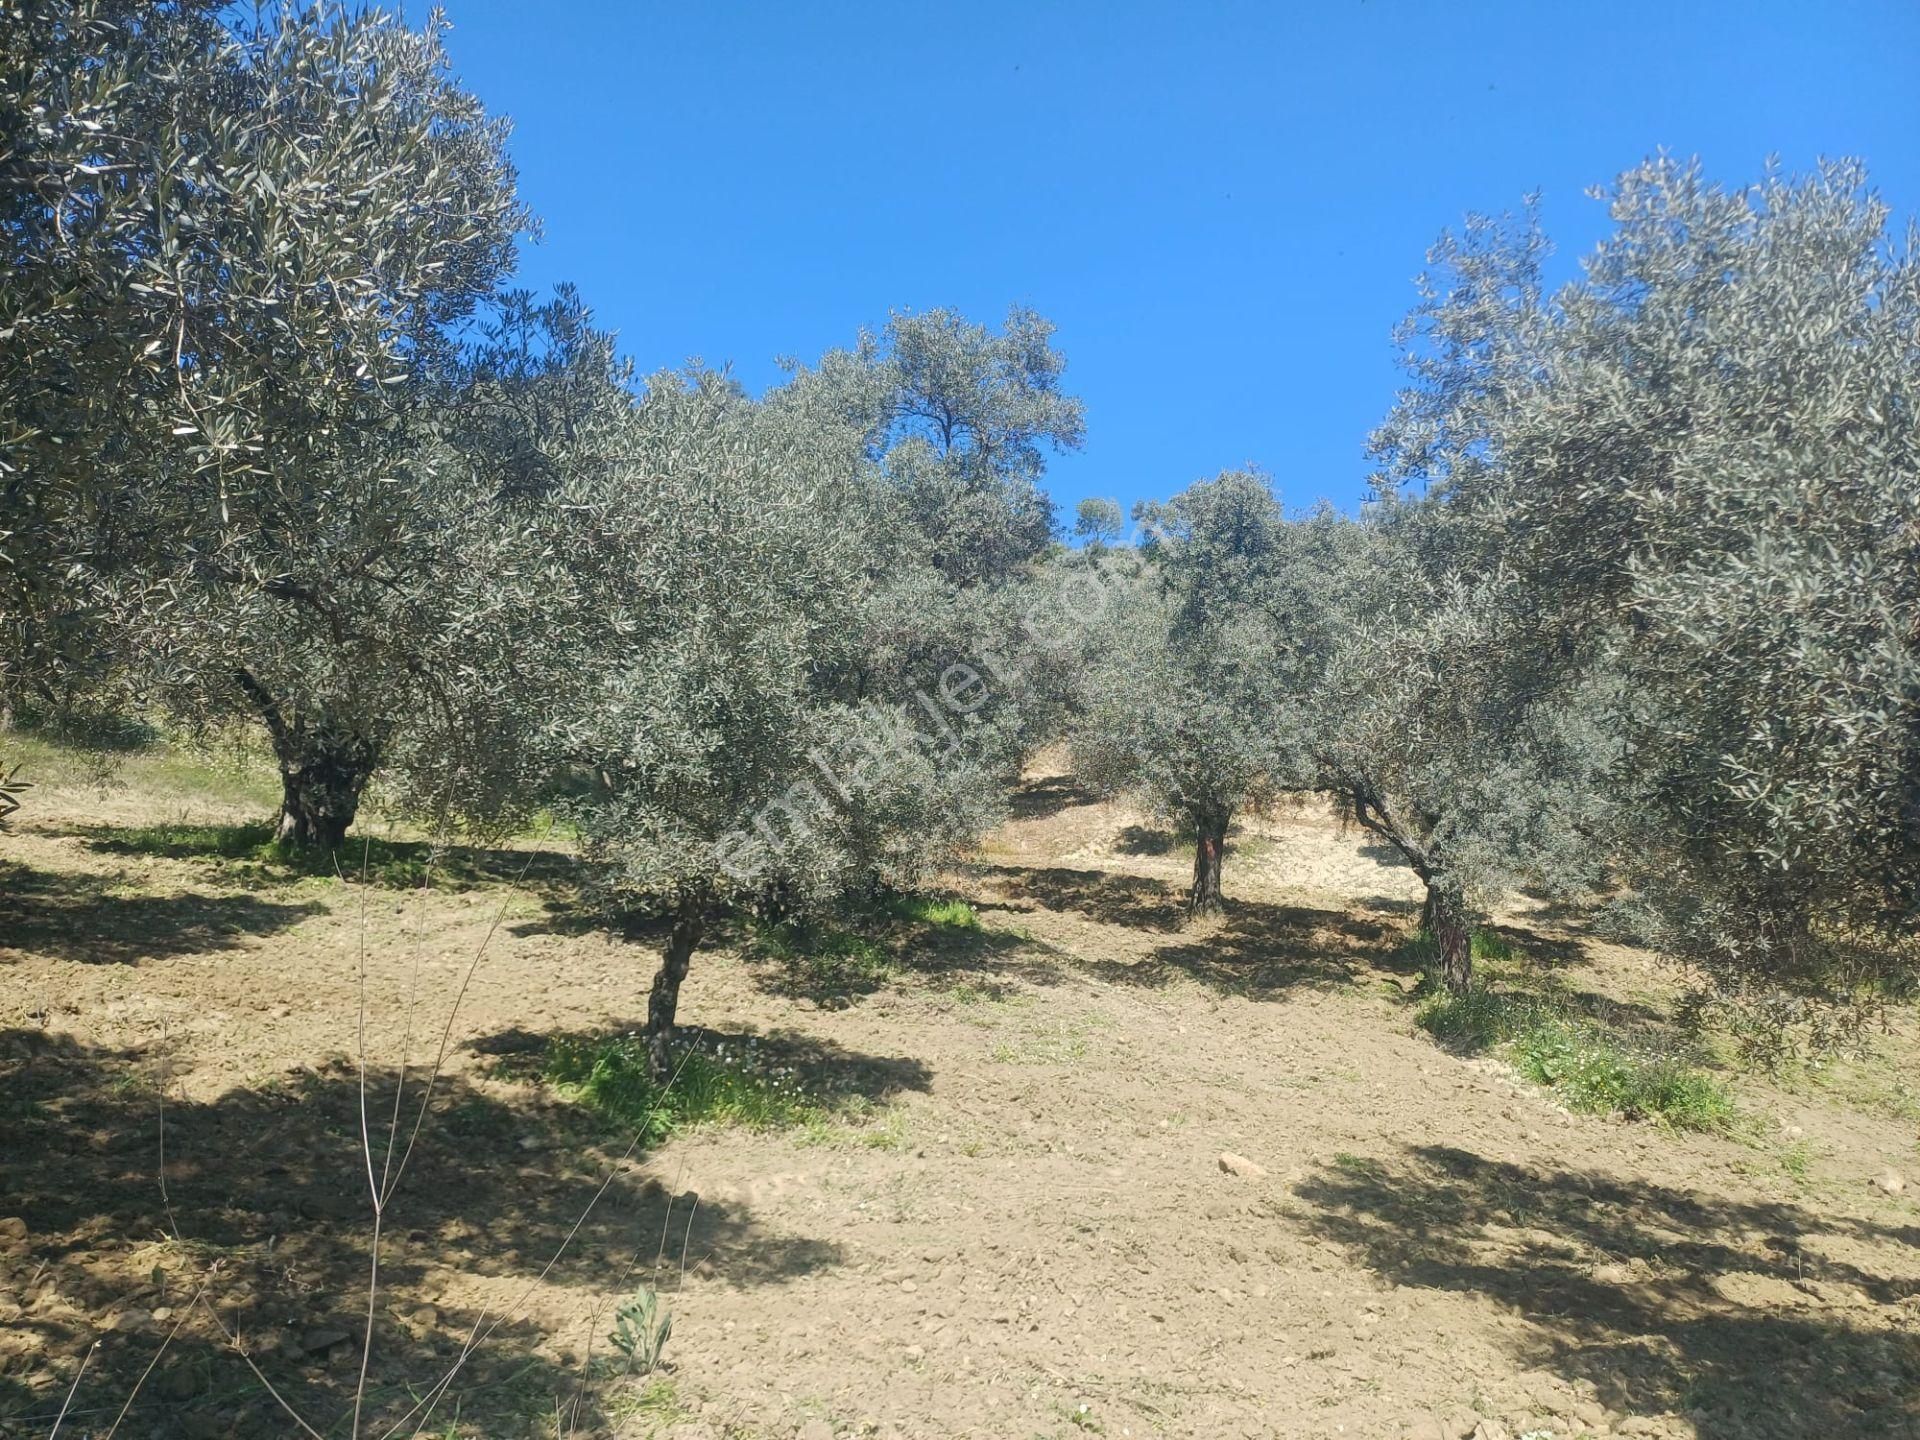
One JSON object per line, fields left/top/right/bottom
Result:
{"left": 2, "top": 758, "right": 1917, "bottom": 1439}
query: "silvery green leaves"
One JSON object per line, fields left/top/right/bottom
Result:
{"left": 1072, "top": 471, "right": 1330, "bottom": 915}
{"left": 1374, "top": 157, "right": 1920, "bottom": 1033}
{"left": 1306, "top": 517, "right": 1619, "bottom": 989}
{"left": 535, "top": 313, "right": 1087, "bottom": 1057}
{"left": 542, "top": 361, "right": 1009, "bottom": 910}
{"left": 1, "top": 1, "right": 529, "bottom": 845}
{"left": 791, "top": 306, "right": 1085, "bottom": 587}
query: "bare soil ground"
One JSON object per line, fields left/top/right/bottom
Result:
{"left": 3, "top": 752, "right": 1918, "bottom": 1440}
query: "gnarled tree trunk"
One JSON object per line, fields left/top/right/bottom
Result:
{"left": 235, "top": 670, "right": 380, "bottom": 851}
{"left": 645, "top": 908, "right": 708, "bottom": 1081}
{"left": 1187, "top": 805, "right": 1230, "bottom": 918}
{"left": 1347, "top": 788, "right": 1471, "bottom": 991}
{"left": 272, "top": 729, "right": 379, "bottom": 850}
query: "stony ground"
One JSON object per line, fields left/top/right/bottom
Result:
{"left": 3, "top": 748, "right": 1918, "bottom": 1440}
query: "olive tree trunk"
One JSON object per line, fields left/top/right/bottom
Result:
{"left": 645, "top": 908, "right": 708, "bottom": 1081}
{"left": 1425, "top": 876, "right": 1474, "bottom": 995}
{"left": 235, "top": 670, "right": 379, "bottom": 851}
{"left": 1187, "top": 805, "right": 1230, "bottom": 918}
{"left": 1346, "top": 790, "right": 1475, "bottom": 993}
{"left": 272, "top": 729, "right": 380, "bottom": 849}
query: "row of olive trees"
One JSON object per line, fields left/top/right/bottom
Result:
{"left": 7, "top": 9, "right": 1911, "bottom": 1047}
{"left": 1068, "top": 157, "right": 1918, "bottom": 1031}
{"left": 2, "top": 1, "right": 1086, "bottom": 1073}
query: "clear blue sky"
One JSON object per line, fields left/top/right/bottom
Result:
{"left": 433, "top": 0, "right": 1919, "bottom": 518}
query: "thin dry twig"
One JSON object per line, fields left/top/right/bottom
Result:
{"left": 45, "top": 1342, "right": 97, "bottom": 1440}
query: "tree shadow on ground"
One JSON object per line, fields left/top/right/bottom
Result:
{"left": 1294, "top": 1143, "right": 1920, "bottom": 1439}
{"left": 470, "top": 1017, "right": 936, "bottom": 1111}
{"left": 1095, "top": 897, "right": 1409, "bottom": 998}
{"left": 1005, "top": 774, "right": 1104, "bottom": 820}
{"left": 60, "top": 818, "right": 582, "bottom": 893}
{"left": 979, "top": 863, "right": 1185, "bottom": 931}
{"left": 0, "top": 1028, "right": 841, "bottom": 1438}
{"left": 1355, "top": 893, "right": 1422, "bottom": 917}
{"left": 889, "top": 920, "right": 1074, "bottom": 990}
{"left": 0, "top": 860, "right": 324, "bottom": 966}
{"left": 1487, "top": 920, "right": 1590, "bottom": 968}
{"left": 1111, "top": 824, "right": 1179, "bottom": 856}
{"left": 1357, "top": 840, "right": 1415, "bottom": 870}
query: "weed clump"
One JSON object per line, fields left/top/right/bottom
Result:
{"left": 1420, "top": 985, "right": 1735, "bottom": 1132}
{"left": 536, "top": 1033, "right": 843, "bottom": 1143}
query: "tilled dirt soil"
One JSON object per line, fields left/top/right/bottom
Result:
{"left": 3, "top": 758, "right": 1918, "bottom": 1439}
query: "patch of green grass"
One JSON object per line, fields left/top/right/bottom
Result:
{"left": 94, "top": 817, "right": 282, "bottom": 859}
{"left": 4, "top": 727, "right": 283, "bottom": 811}
{"left": 605, "top": 1376, "right": 691, "bottom": 1431}
{"left": 1777, "top": 1138, "right": 1816, "bottom": 1182}
{"left": 878, "top": 893, "right": 979, "bottom": 929}
{"left": 856, "top": 1108, "right": 912, "bottom": 1151}
{"left": 988, "top": 1016, "right": 1091, "bottom": 1065}
{"left": 82, "top": 817, "right": 495, "bottom": 889}
{"left": 536, "top": 1033, "right": 846, "bottom": 1144}
{"left": 1389, "top": 925, "right": 1519, "bottom": 982}
{"left": 1421, "top": 989, "right": 1736, "bottom": 1132}
{"left": 751, "top": 918, "right": 898, "bottom": 994}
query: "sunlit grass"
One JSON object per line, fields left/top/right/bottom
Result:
{"left": 1420, "top": 986, "right": 1736, "bottom": 1132}
{"left": 3, "top": 728, "right": 282, "bottom": 814}
{"left": 878, "top": 893, "right": 979, "bottom": 929}
{"left": 535, "top": 1033, "right": 847, "bottom": 1144}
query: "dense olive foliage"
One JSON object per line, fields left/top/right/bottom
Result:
{"left": 1073, "top": 473, "right": 1326, "bottom": 914}
{"left": 523, "top": 346, "right": 1066, "bottom": 1070}
{"left": 1372, "top": 158, "right": 1920, "bottom": 1033}
{"left": 3, "top": 4, "right": 1912, "bottom": 1056}
{"left": 1304, "top": 511, "right": 1617, "bottom": 990}
{"left": 2, "top": 0, "right": 528, "bottom": 844}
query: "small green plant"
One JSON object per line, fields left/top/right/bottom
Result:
{"left": 608, "top": 1285, "right": 672, "bottom": 1375}
{"left": 1420, "top": 989, "right": 1736, "bottom": 1131}
{"left": 0, "top": 755, "right": 28, "bottom": 829}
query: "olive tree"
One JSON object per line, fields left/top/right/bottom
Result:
{"left": 1073, "top": 497, "right": 1126, "bottom": 549}
{"left": 776, "top": 305, "right": 1090, "bottom": 780}
{"left": 1374, "top": 157, "right": 1920, "bottom": 1024}
{"left": 1306, "top": 509, "right": 1615, "bottom": 990}
{"left": 541, "top": 368, "right": 1016, "bottom": 1075}
{"left": 801, "top": 306, "right": 1085, "bottom": 587}
{"left": 1, "top": 1, "right": 529, "bottom": 847}
{"left": 1071, "top": 471, "right": 1331, "bottom": 916}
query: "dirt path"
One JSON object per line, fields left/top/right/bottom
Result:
{"left": 3, "top": 760, "right": 1917, "bottom": 1439}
